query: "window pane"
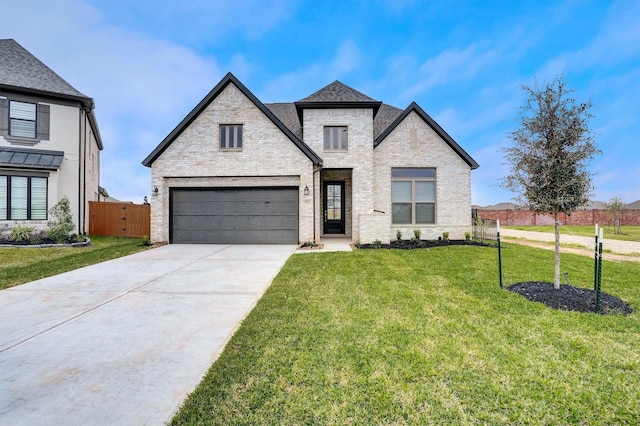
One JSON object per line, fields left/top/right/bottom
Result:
{"left": 392, "top": 203, "right": 412, "bottom": 224}
{"left": 10, "top": 176, "right": 28, "bottom": 220}
{"left": 0, "top": 176, "right": 6, "bottom": 220}
{"left": 229, "top": 126, "right": 235, "bottom": 147}
{"left": 236, "top": 125, "right": 242, "bottom": 148}
{"left": 10, "top": 119, "right": 36, "bottom": 138}
{"left": 324, "top": 127, "right": 330, "bottom": 150}
{"left": 415, "top": 181, "right": 435, "bottom": 202}
{"left": 10, "top": 101, "right": 36, "bottom": 120}
{"left": 392, "top": 168, "right": 435, "bottom": 178}
{"left": 416, "top": 203, "right": 435, "bottom": 224}
{"left": 31, "top": 177, "right": 47, "bottom": 220}
{"left": 392, "top": 181, "right": 412, "bottom": 202}
{"left": 341, "top": 128, "right": 348, "bottom": 149}
{"left": 220, "top": 126, "right": 226, "bottom": 148}
{"left": 333, "top": 127, "right": 339, "bottom": 149}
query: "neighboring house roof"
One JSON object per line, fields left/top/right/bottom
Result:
{"left": 0, "top": 39, "right": 103, "bottom": 150}
{"left": 374, "top": 102, "right": 479, "bottom": 170}
{"left": 294, "top": 80, "right": 383, "bottom": 123}
{"left": 142, "top": 72, "right": 322, "bottom": 167}
{"left": 0, "top": 146, "right": 64, "bottom": 170}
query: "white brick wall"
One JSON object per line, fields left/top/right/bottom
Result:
{"left": 373, "top": 111, "right": 472, "bottom": 240}
{"left": 150, "top": 83, "right": 314, "bottom": 243}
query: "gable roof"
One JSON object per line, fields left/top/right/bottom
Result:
{"left": 0, "top": 39, "right": 90, "bottom": 103}
{"left": 143, "top": 73, "right": 322, "bottom": 167}
{"left": 294, "top": 80, "right": 382, "bottom": 123}
{"left": 0, "top": 39, "right": 103, "bottom": 150}
{"left": 374, "top": 102, "right": 479, "bottom": 170}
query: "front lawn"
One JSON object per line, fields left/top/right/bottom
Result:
{"left": 171, "top": 244, "right": 640, "bottom": 425}
{"left": 0, "top": 236, "right": 149, "bottom": 290}
{"left": 505, "top": 224, "right": 640, "bottom": 242}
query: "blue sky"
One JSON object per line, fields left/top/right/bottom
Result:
{"left": 1, "top": 0, "right": 638, "bottom": 206}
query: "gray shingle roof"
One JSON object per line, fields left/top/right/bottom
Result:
{"left": 373, "top": 103, "right": 403, "bottom": 140}
{"left": 297, "top": 81, "right": 378, "bottom": 103}
{"left": 0, "top": 146, "right": 64, "bottom": 169}
{"left": 265, "top": 103, "right": 302, "bottom": 140}
{"left": 0, "top": 39, "right": 89, "bottom": 100}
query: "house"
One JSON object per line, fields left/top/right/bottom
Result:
{"left": 0, "top": 39, "right": 102, "bottom": 235}
{"left": 143, "top": 72, "right": 478, "bottom": 244}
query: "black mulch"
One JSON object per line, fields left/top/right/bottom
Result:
{"left": 358, "top": 239, "right": 494, "bottom": 250}
{"left": 507, "top": 281, "right": 633, "bottom": 315}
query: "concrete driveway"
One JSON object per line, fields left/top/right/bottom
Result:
{"left": 0, "top": 244, "right": 297, "bottom": 425}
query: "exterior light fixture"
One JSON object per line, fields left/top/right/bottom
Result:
{"left": 304, "top": 185, "right": 310, "bottom": 195}
{"left": 153, "top": 186, "right": 159, "bottom": 194}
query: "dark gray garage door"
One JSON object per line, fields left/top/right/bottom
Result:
{"left": 170, "top": 187, "right": 299, "bottom": 244}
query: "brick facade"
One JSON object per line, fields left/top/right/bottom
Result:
{"left": 145, "top": 74, "right": 478, "bottom": 244}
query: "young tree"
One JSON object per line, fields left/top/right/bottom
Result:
{"left": 502, "top": 76, "right": 599, "bottom": 289}
{"left": 604, "top": 196, "right": 625, "bottom": 234}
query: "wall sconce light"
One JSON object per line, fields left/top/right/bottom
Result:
{"left": 153, "top": 186, "right": 159, "bottom": 194}
{"left": 304, "top": 185, "right": 310, "bottom": 196}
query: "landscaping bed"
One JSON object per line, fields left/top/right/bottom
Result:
{"left": 507, "top": 281, "right": 633, "bottom": 315}
{"left": 357, "top": 238, "right": 494, "bottom": 249}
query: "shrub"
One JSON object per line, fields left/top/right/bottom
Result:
{"left": 141, "top": 235, "right": 152, "bottom": 246}
{"left": 443, "top": 231, "right": 449, "bottom": 241}
{"left": 10, "top": 225, "right": 34, "bottom": 242}
{"left": 371, "top": 239, "right": 382, "bottom": 249}
{"left": 464, "top": 231, "right": 471, "bottom": 241}
{"left": 413, "top": 229, "right": 421, "bottom": 240}
{"left": 396, "top": 230, "right": 402, "bottom": 242}
{"left": 47, "top": 196, "right": 75, "bottom": 243}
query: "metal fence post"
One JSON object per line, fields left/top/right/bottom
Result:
{"left": 497, "top": 220, "right": 503, "bottom": 289}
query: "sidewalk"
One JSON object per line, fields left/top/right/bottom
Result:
{"left": 500, "top": 229, "right": 640, "bottom": 255}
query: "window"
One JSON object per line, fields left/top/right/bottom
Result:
{"left": 220, "top": 124, "right": 243, "bottom": 149}
{"left": 0, "top": 175, "right": 48, "bottom": 220}
{"left": 10, "top": 101, "right": 37, "bottom": 138}
{"left": 391, "top": 168, "right": 435, "bottom": 224}
{"left": 324, "top": 126, "right": 348, "bottom": 150}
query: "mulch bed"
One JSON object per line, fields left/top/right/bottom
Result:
{"left": 507, "top": 281, "right": 633, "bottom": 315}
{"left": 358, "top": 239, "right": 494, "bottom": 249}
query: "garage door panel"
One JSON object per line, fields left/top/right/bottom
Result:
{"left": 171, "top": 188, "right": 298, "bottom": 244}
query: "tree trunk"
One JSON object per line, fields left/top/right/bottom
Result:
{"left": 554, "top": 211, "right": 561, "bottom": 289}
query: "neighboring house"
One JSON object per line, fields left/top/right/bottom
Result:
{"left": 0, "top": 39, "right": 103, "bottom": 235}
{"left": 143, "top": 72, "right": 479, "bottom": 244}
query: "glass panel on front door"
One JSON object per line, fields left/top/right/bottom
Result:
{"left": 324, "top": 182, "right": 344, "bottom": 234}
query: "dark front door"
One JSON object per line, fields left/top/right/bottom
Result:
{"left": 323, "top": 182, "right": 345, "bottom": 234}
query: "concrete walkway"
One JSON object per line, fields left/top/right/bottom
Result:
{"left": 500, "top": 228, "right": 640, "bottom": 255}
{"left": 0, "top": 244, "right": 296, "bottom": 425}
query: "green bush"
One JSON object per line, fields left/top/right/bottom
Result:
{"left": 413, "top": 229, "right": 421, "bottom": 240}
{"left": 10, "top": 225, "right": 34, "bottom": 242}
{"left": 371, "top": 239, "right": 382, "bottom": 249}
{"left": 47, "top": 196, "right": 75, "bottom": 243}
{"left": 396, "top": 230, "right": 402, "bottom": 242}
{"left": 443, "top": 231, "right": 449, "bottom": 241}
{"left": 464, "top": 231, "right": 471, "bottom": 240}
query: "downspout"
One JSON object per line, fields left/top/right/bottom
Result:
{"left": 82, "top": 109, "right": 88, "bottom": 235}
{"left": 77, "top": 108, "right": 82, "bottom": 235}
{"left": 313, "top": 166, "right": 321, "bottom": 243}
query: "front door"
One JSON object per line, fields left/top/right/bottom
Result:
{"left": 323, "top": 181, "right": 345, "bottom": 234}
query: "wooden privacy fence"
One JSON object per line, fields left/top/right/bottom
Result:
{"left": 89, "top": 201, "right": 150, "bottom": 237}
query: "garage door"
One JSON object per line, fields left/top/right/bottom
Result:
{"left": 170, "top": 187, "right": 299, "bottom": 244}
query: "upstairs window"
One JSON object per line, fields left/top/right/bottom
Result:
{"left": 324, "top": 126, "right": 348, "bottom": 150}
{"left": 220, "top": 124, "right": 243, "bottom": 150}
{"left": 10, "top": 101, "right": 37, "bottom": 138}
{"left": 391, "top": 168, "right": 436, "bottom": 224}
{"left": 0, "top": 175, "right": 48, "bottom": 220}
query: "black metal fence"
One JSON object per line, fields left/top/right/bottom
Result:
{"left": 472, "top": 214, "right": 497, "bottom": 241}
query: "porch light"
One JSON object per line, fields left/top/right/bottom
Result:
{"left": 304, "top": 185, "right": 310, "bottom": 196}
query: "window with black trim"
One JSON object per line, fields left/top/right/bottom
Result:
{"left": 219, "top": 124, "right": 243, "bottom": 150}
{"left": 0, "top": 175, "right": 48, "bottom": 220}
{"left": 324, "top": 126, "right": 348, "bottom": 150}
{"left": 391, "top": 168, "right": 436, "bottom": 224}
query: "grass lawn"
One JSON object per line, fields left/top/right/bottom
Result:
{"left": 0, "top": 236, "right": 148, "bottom": 290}
{"left": 505, "top": 224, "right": 640, "bottom": 242}
{"left": 171, "top": 244, "right": 640, "bottom": 425}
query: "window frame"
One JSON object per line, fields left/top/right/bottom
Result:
{"left": 323, "top": 126, "right": 348, "bottom": 151}
{"left": 219, "top": 124, "right": 243, "bottom": 150}
{"left": 9, "top": 100, "right": 37, "bottom": 139}
{"left": 391, "top": 168, "right": 436, "bottom": 225}
{"left": 0, "top": 174, "right": 48, "bottom": 221}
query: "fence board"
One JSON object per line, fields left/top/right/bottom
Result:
{"left": 89, "top": 201, "right": 150, "bottom": 237}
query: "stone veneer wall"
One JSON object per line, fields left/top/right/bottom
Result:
{"left": 149, "top": 83, "right": 314, "bottom": 243}
{"left": 373, "top": 111, "right": 473, "bottom": 240}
